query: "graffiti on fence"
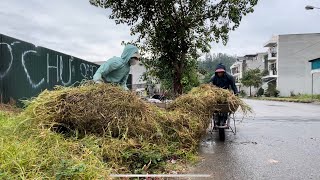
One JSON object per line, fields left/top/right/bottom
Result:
{"left": 0, "top": 42, "right": 15, "bottom": 79}
{"left": 0, "top": 34, "right": 100, "bottom": 105}
{"left": 0, "top": 38, "right": 98, "bottom": 89}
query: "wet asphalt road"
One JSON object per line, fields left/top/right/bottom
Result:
{"left": 191, "top": 99, "right": 320, "bottom": 180}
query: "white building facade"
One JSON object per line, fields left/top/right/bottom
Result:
{"left": 231, "top": 52, "right": 267, "bottom": 96}
{"left": 263, "top": 33, "right": 320, "bottom": 96}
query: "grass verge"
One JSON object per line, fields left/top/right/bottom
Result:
{"left": 248, "top": 94, "right": 320, "bottom": 103}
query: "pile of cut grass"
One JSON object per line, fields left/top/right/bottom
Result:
{"left": 0, "top": 111, "right": 111, "bottom": 179}
{"left": 0, "top": 83, "right": 250, "bottom": 178}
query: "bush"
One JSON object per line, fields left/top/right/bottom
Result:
{"left": 290, "top": 91, "right": 296, "bottom": 97}
{"left": 239, "top": 90, "right": 247, "bottom": 97}
{"left": 265, "top": 83, "right": 280, "bottom": 97}
{"left": 257, "top": 88, "right": 264, "bottom": 97}
{"left": 261, "top": 70, "right": 269, "bottom": 76}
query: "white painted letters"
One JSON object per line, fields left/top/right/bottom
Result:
{"left": 0, "top": 43, "right": 13, "bottom": 79}
{"left": 1, "top": 39, "right": 98, "bottom": 89}
{"left": 59, "top": 56, "right": 73, "bottom": 86}
{"left": 80, "top": 63, "right": 98, "bottom": 79}
{"left": 22, "top": 50, "right": 45, "bottom": 88}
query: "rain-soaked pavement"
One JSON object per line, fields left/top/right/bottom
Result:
{"left": 191, "top": 99, "right": 320, "bottom": 180}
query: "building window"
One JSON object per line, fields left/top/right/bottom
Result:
{"left": 231, "top": 67, "right": 239, "bottom": 75}
{"left": 269, "top": 63, "right": 277, "bottom": 75}
{"left": 270, "top": 47, "right": 277, "bottom": 57}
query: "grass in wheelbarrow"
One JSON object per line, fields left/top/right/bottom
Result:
{"left": 0, "top": 83, "right": 250, "bottom": 179}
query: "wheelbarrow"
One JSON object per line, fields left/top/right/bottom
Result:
{"left": 211, "top": 103, "right": 239, "bottom": 141}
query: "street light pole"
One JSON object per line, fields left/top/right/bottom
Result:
{"left": 305, "top": 5, "right": 320, "bottom": 10}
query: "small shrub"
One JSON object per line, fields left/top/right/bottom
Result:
{"left": 257, "top": 88, "right": 264, "bottom": 97}
{"left": 261, "top": 70, "right": 269, "bottom": 76}
{"left": 239, "top": 90, "right": 247, "bottom": 97}
{"left": 265, "top": 83, "right": 280, "bottom": 97}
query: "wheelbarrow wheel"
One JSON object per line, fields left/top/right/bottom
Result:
{"left": 218, "top": 128, "right": 225, "bottom": 141}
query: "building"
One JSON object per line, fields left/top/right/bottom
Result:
{"left": 263, "top": 33, "right": 320, "bottom": 96}
{"left": 309, "top": 58, "right": 320, "bottom": 96}
{"left": 130, "top": 63, "right": 147, "bottom": 90}
{"left": 230, "top": 52, "right": 267, "bottom": 96}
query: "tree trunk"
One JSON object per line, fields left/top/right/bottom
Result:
{"left": 172, "top": 52, "right": 186, "bottom": 95}
{"left": 173, "top": 70, "right": 183, "bottom": 95}
{"left": 250, "top": 86, "right": 252, "bottom": 97}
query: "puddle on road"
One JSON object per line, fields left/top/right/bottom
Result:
{"left": 199, "top": 133, "right": 258, "bottom": 154}
{"left": 199, "top": 138, "right": 217, "bottom": 154}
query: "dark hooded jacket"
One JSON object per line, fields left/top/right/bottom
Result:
{"left": 210, "top": 64, "right": 238, "bottom": 94}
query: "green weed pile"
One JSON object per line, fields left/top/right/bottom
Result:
{"left": 0, "top": 83, "right": 249, "bottom": 179}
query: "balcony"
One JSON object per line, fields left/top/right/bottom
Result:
{"left": 235, "top": 78, "right": 241, "bottom": 86}
{"left": 231, "top": 69, "right": 240, "bottom": 76}
{"left": 262, "top": 63, "right": 278, "bottom": 82}
{"left": 264, "top": 35, "right": 278, "bottom": 47}
{"left": 268, "top": 47, "right": 277, "bottom": 61}
{"left": 269, "top": 69, "right": 277, "bottom": 76}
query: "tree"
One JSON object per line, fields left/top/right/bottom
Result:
{"left": 241, "top": 68, "right": 262, "bottom": 96}
{"left": 198, "top": 53, "right": 237, "bottom": 83}
{"left": 265, "top": 81, "right": 280, "bottom": 97}
{"left": 90, "top": 0, "right": 259, "bottom": 95}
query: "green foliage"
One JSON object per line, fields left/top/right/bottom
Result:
{"left": 0, "top": 111, "right": 195, "bottom": 178}
{"left": 56, "top": 161, "right": 86, "bottom": 180}
{"left": 199, "top": 53, "right": 237, "bottom": 74}
{"left": 258, "top": 97, "right": 313, "bottom": 103}
{"left": 90, "top": 0, "right": 259, "bottom": 94}
{"left": 143, "top": 56, "right": 200, "bottom": 93}
{"left": 239, "top": 90, "right": 247, "bottom": 97}
{"left": 241, "top": 68, "right": 262, "bottom": 96}
{"left": 257, "top": 87, "right": 264, "bottom": 97}
{"left": 262, "top": 69, "right": 269, "bottom": 76}
{"left": 265, "top": 82, "right": 280, "bottom": 97}
{"left": 241, "top": 68, "right": 262, "bottom": 88}
{"left": 290, "top": 91, "right": 296, "bottom": 97}
{"left": 199, "top": 53, "right": 236, "bottom": 84}
{"left": 295, "top": 94, "right": 320, "bottom": 99}
{"left": 121, "top": 144, "right": 168, "bottom": 174}
{"left": 0, "top": 114, "right": 110, "bottom": 179}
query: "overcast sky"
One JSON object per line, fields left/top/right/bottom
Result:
{"left": 0, "top": 0, "right": 319, "bottom": 62}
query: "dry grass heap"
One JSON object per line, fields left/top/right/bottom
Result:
{"left": 19, "top": 83, "right": 249, "bottom": 175}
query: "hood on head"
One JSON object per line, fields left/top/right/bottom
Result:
{"left": 215, "top": 63, "right": 226, "bottom": 71}
{"left": 215, "top": 63, "right": 226, "bottom": 74}
{"left": 121, "top": 44, "right": 139, "bottom": 64}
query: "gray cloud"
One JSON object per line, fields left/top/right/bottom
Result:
{"left": 0, "top": 0, "right": 131, "bottom": 62}
{"left": 0, "top": 0, "right": 319, "bottom": 62}
{"left": 211, "top": 0, "right": 320, "bottom": 56}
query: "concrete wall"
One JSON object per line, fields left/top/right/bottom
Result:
{"left": 277, "top": 33, "right": 320, "bottom": 96}
{"left": 130, "top": 63, "right": 147, "bottom": 90}
{"left": 237, "top": 53, "right": 267, "bottom": 96}
{"left": 245, "top": 53, "right": 267, "bottom": 71}
{"left": 240, "top": 86, "right": 258, "bottom": 96}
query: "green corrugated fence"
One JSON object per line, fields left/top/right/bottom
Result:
{"left": 0, "top": 34, "right": 132, "bottom": 106}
